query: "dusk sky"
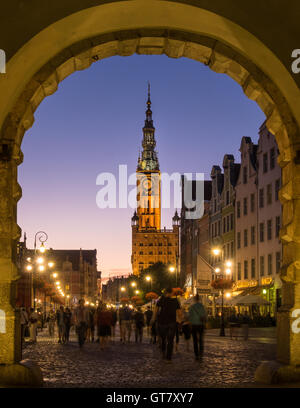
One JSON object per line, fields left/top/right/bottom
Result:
{"left": 18, "top": 55, "right": 265, "bottom": 279}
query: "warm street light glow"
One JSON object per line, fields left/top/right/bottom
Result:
{"left": 215, "top": 267, "right": 221, "bottom": 273}
{"left": 145, "top": 276, "right": 151, "bottom": 281}
{"left": 27, "top": 257, "right": 31, "bottom": 262}
{"left": 135, "top": 290, "right": 140, "bottom": 294}
{"left": 52, "top": 273, "right": 58, "bottom": 278}
{"left": 26, "top": 265, "right": 33, "bottom": 271}
{"left": 131, "top": 282, "right": 137, "bottom": 287}
{"left": 38, "top": 265, "right": 45, "bottom": 272}
{"left": 66, "top": 295, "right": 70, "bottom": 299}
{"left": 225, "top": 292, "right": 231, "bottom": 299}
{"left": 85, "top": 301, "right": 89, "bottom": 305}
{"left": 48, "top": 261, "right": 54, "bottom": 268}
{"left": 225, "top": 261, "right": 232, "bottom": 268}
{"left": 38, "top": 243, "right": 46, "bottom": 253}
{"left": 37, "top": 257, "right": 44, "bottom": 264}
{"left": 225, "top": 268, "right": 231, "bottom": 275}
{"left": 212, "top": 248, "right": 221, "bottom": 256}
{"left": 169, "top": 266, "right": 175, "bottom": 273}
{"left": 120, "top": 286, "right": 126, "bottom": 292}
{"left": 262, "top": 289, "right": 267, "bottom": 295}
{"left": 55, "top": 281, "right": 60, "bottom": 285}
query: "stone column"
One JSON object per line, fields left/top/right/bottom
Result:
{"left": 277, "top": 153, "right": 300, "bottom": 367}
{"left": 0, "top": 144, "right": 22, "bottom": 364}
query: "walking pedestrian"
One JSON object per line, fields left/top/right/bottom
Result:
{"left": 28, "top": 308, "right": 39, "bottom": 343}
{"left": 74, "top": 299, "right": 89, "bottom": 349}
{"left": 119, "top": 305, "right": 133, "bottom": 343}
{"left": 188, "top": 294, "right": 207, "bottom": 360}
{"left": 56, "top": 306, "right": 66, "bottom": 343}
{"left": 152, "top": 288, "right": 182, "bottom": 362}
{"left": 64, "top": 307, "right": 72, "bottom": 343}
{"left": 87, "top": 306, "right": 95, "bottom": 342}
{"left": 133, "top": 307, "right": 145, "bottom": 343}
{"left": 47, "top": 309, "right": 56, "bottom": 337}
{"left": 111, "top": 308, "right": 118, "bottom": 338}
{"left": 144, "top": 306, "right": 153, "bottom": 337}
{"left": 181, "top": 307, "right": 192, "bottom": 352}
{"left": 20, "top": 306, "right": 29, "bottom": 348}
{"left": 96, "top": 303, "right": 113, "bottom": 350}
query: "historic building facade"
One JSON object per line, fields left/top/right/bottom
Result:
{"left": 131, "top": 87, "right": 179, "bottom": 276}
{"left": 180, "top": 177, "right": 212, "bottom": 296}
{"left": 234, "top": 122, "right": 282, "bottom": 315}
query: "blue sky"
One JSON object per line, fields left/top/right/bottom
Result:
{"left": 18, "top": 55, "right": 265, "bottom": 278}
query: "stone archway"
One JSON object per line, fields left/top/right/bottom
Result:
{"left": 0, "top": 0, "right": 299, "bottom": 384}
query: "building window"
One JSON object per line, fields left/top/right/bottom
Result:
{"left": 244, "top": 260, "right": 248, "bottom": 279}
{"left": 243, "top": 167, "right": 248, "bottom": 184}
{"left": 237, "top": 263, "right": 241, "bottom": 280}
{"left": 275, "top": 179, "right": 280, "bottom": 201}
{"left": 243, "top": 197, "right": 248, "bottom": 216}
{"left": 227, "top": 215, "right": 230, "bottom": 233}
{"left": 251, "top": 226, "right": 256, "bottom": 245}
{"left": 251, "top": 258, "right": 256, "bottom": 279}
{"left": 259, "top": 222, "right": 264, "bottom": 242}
{"left": 263, "top": 152, "right": 268, "bottom": 173}
{"left": 250, "top": 193, "right": 255, "bottom": 212}
{"left": 223, "top": 218, "right": 226, "bottom": 233}
{"left": 237, "top": 201, "right": 241, "bottom": 218}
{"left": 270, "top": 147, "right": 275, "bottom": 170}
{"left": 139, "top": 251, "right": 143, "bottom": 255}
{"left": 218, "top": 220, "right": 221, "bottom": 235}
{"left": 267, "top": 183, "right": 272, "bottom": 205}
{"left": 230, "top": 213, "right": 234, "bottom": 230}
{"left": 139, "top": 243, "right": 144, "bottom": 246}
{"left": 259, "top": 188, "right": 264, "bottom": 208}
{"left": 268, "top": 254, "right": 273, "bottom": 275}
{"left": 159, "top": 251, "right": 162, "bottom": 255}
{"left": 267, "top": 219, "right": 272, "bottom": 240}
{"left": 149, "top": 251, "right": 153, "bottom": 255}
{"left": 244, "top": 229, "right": 248, "bottom": 247}
{"left": 260, "top": 256, "right": 265, "bottom": 276}
{"left": 231, "top": 241, "right": 234, "bottom": 257}
{"left": 275, "top": 216, "right": 281, "bottom": 238}
{"left": 276, "top": 252, "right": 281, "bottom": 274}
{"left": 237, "top": 232, "right": 241, "bottom": 249}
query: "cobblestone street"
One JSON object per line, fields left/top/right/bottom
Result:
{"left": 22, "top": 326, "right": 277, "bottom": 388}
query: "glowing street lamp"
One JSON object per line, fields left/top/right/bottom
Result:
{"left": 38, "top": 265, "right": 45, "bottom": 272}
{"left": 26, "top": 264, "right": 33, "bottom": 271}
{"left": 135, "top": 290, "right": 140, "bottom": 295}
{"left": 120, "top": 286, "right": 126, "bottom": 292}
{"left": 212, "top": 248, "right": 221, "bottom": 256}
{"left": 131, "top": 282, "right": 137, "bottom": 288}
{"left": 52, "top": 273, "right": 58, "bottom": 279}
{"left": 48, "top": 261, "right": 54, "bottom": 268}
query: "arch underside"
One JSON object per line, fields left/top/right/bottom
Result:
{"left": 0, "top": 3, "right": 299, "bottom": 367}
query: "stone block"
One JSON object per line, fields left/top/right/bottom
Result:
{"left": 0, "top": 359, "right": 43, "bottom": 387}
{"left": 183, "top": 42, "right": 212, "bottom": 64}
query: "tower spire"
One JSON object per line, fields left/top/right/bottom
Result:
{"left": 137, "top": 82, "right": 159, "bottom": 171}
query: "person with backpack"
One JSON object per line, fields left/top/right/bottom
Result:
{"left": 133, "top": 307, "right": 145, "bottom": 343}
{"left": 188, "top": 294, "right": 207, "bottom": 360}
{"left": 152, "top": 288, "right": 182, "bottom": 362}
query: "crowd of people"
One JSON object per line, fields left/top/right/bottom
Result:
{"left": 20, "top": 289, "right": 207, "bottom": 361}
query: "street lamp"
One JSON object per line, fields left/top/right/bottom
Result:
{"left": 211, "top": 248, "right": 232, "bottom": 337}
{"left": 120, "top": 286, "right": 126, "bottom": 292}
{"left": 169, "top": 265, "right": 178, "bottom": 286}
{"left": 25, "top": 231, "right": 55, "bottom": 310}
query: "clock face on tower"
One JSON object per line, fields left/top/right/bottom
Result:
{"left": 139, "top": 174, "right": 159, "bottom": 197}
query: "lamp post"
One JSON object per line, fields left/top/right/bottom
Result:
{"left": 212, "top": 247, "right": 232, "bottom": 337}
{"left": 169, "top": 266, "right": 177, "bottom": 287}
{"left": 25, "top": 231, "right": 55, "bottom": 311}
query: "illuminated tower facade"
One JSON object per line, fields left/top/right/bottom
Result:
{"left": 136, "top": 83, "right": 161, "bottom": 231}
{"left": 131, "top": 85, "right": 179, "bottom": 276}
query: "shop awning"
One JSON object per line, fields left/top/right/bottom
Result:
{"left": 232, "top": 294, "right": 270, "bottom": 305}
